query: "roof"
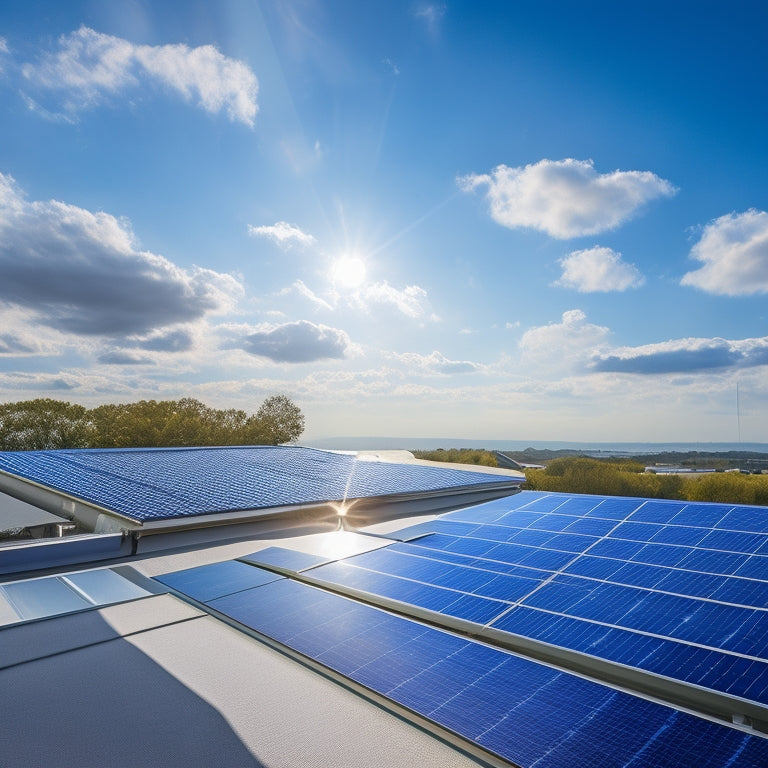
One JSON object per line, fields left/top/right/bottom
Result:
{"left": 0, "top": 445, "right": 523, "bottom": 526}
{"left": 1, "top": 458, "right": 767, "bottom": 766}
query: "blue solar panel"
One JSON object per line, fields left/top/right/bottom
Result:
{"left": 628, "top": 500, "right": 687, "bottom": 524}
{"left": 240, "top": 546, "right": 331, "bottom": 572}
{"left": 669, "top": 503, "right": 731, "bottom": 528}
{"left": 310, "top": 561, "right": 509, "bottom": 624}
{"left": 155, "top": 560, "right": 281, "bottom": 602}
{"left": 178, "top": 575, "right": 768, "bottom": 768}
{"left": 0, "top": 446, "right": 521, "bottom": 522}
{"left": 343, "top": 493, "right": 768, "bottom": 710}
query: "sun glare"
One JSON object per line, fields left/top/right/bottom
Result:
{"left": 331, "top": 255, "right": 367, "bottom": 289}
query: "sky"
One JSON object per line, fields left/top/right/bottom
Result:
{"left": 0, "top": 1, "right": 766, "bottom": 444}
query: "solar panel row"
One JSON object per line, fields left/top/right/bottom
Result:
{"left": 156, "top": 559, "right": 768, "bottom": 768}
{"left": 0, "top": 446, "right": 520, "bottom": 522}
{"left": 298, "top": 542, "right": 768, "bottom": 704}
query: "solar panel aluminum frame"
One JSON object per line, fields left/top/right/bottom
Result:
{"left": 0, "top": 469, "right": 138, "bottom": 533}
{"left": 136, "top": 484, "right": 522, "bottom": 534}
{"left": 251, "top": 558, "right": 768, "bottom": 735}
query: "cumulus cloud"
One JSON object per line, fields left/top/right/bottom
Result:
{"left": 520, "top": 310, "right": 611, "bottom": 373}
{"left": 281, "top": 281, "right": 335, "bottom": 311}
{"left": 0, "top": 372, "right": 76, "bottom": 391}
{"left": 286, "top": 275, "right": 434, "bottom": 320}
{"left": 248, "top": 221, "right": 316, "bottom": 249}
{"left": 591, "top": 336, "right": 768, "bottom": 374}
{"left": 0, "top": 172, "right": 242, "bottom": 337}
{"left": 0, "top": 333, "right": 35, "bottom": 355}
{"left": 133, "top": 328, "right": 195, "bottom": 352}
{"left": 241, "top": 320, "right": 350, "bottom": 363}
{"left": 360, "top": 282, "right": 433, "bottom": 319}
{"left": 556, "top": 246, "right": 645, "bottom": 292}
{"left": 681, "top": 209, "right": 768, "bottom": 295}
{"left": 459, "top": 159, "right": 677, "bottom": 239}
{"left": 22, "top": 26, "right": 258, "bottom": 125}
{"left": 393, "top": 350, "right": 485, "bottom": 375}
{"left": 98, "top": 350, "right": 154, "bottom": 365}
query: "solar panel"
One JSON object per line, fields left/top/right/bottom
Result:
{"left": 240, "top": 546, "right": 331, "bottom": 572}
{"left": 157, "top": 569, "right": 768, "bottom": 767}
{"left": 285, "top": 492, "right": 768, "bottom": 714}
{"left": 154, "top": 559, "right": 282, "bottom": 602}
{"left": 0, "top": 446, "right": 521, "bottom": 522}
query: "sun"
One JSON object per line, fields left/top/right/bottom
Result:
{"left": 330, "top": 255, "right": 367, "bottom": 290}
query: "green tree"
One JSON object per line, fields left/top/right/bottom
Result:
{"left": 0, "top": 395, "right": 305, "bottom": 450}
{"left": 243, "top": 394, "right": 305, "bottom": 445}
{"left": 0, "top": 399, "right": 93, "bottom": 450}
{"left": 412, "top": 448, "right": 498, "bottom": 467}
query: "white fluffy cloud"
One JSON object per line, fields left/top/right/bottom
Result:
{"left": 360, "top": 282, "right": 433, "bottom": 319}
{"left": 459, "top": 158, "right": 677, "bottom": 239}
{"left": 248, "top": 222, "right": 317, "bottom": 249}
{"left": 22, "top": 26, "right": 258, "bottom": 125}
{"left": 519, "top": 310, "right": 611, "bottom": 373}
{"left": 681, "top": 209, "right": 768, "bottom": 295}
{"left": 591, "top": 335, "right": 768, "bottom": 374}
{"left": 556, "top": 246, "right": 645, "bottom": 292}
{"left": 0, "top": 172, "right": 241, "bottom": 337}
{"left": 241, "top": 320, "right": 350, "bottom": 363}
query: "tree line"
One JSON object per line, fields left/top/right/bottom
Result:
{"left": 525, "top": 456, "right": 768, "bottom": 506}
{"left": 413, "top": 450, "right": 768, "bottom": 506}
{"left": 0, "top": 396, "right": 305, "bottom": 451}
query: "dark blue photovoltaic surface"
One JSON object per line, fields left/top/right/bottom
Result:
{"left": 0, "top": 446, "right": 521, "bottom": 522}
{"left": 366, "top": 491, "right": 768, "bottom": 706}
{"left": 240, "top": 546, "right": 331, "bottom": 572}
{"left": 162, "top": 573, "right": 768, "bottom": 768}
{"left": 155, "top": 560, "right": 282, "bottom": 602}
{"left": 492, "top": 605, "right": 768, "bottom": 704}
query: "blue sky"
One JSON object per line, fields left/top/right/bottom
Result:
{"left": 0, "top": 1, "right": 766, "bottom": 442}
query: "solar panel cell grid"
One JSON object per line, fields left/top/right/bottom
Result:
{"left": 0, "top": 446, "right": 521, "bottom": 522}
{"left": 157, "top": 538, "right": 768, "bottom": 767}
{"left": 628, "top": 501, "right": 687, "bottom": 524}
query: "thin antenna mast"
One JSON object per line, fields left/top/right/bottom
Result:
{"left": 737, "top": 382, "right": 742, "bottom": 443}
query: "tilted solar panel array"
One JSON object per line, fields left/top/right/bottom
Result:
{"left": 155, "top": 490, "right": 768, "bottom": 767}
{"left": 156, "top": 558, "right": 768, "bottom": 768}
{"left": 0, "top": 446, "right": 520, "bottom": 522}
{"left": 302, "top": 492, "right": 768, "bottom": 709}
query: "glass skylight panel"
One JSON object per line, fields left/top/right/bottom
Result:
{"left": 62, "top": 568, "right": 150, "bottom": 604}
{"left": 2, "top": 576, "right": 93, "bottom": 620}
{"left": 0, "top": 567, "right": 153, "bottom": 624}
